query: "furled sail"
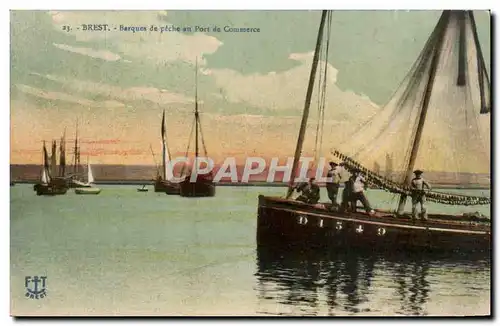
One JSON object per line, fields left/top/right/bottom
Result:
{"left": 333, "top": 11, "right": 490, "bottom": 206}
{"left": 50, "top": 140, "right": 57, "bottom": 177}
{"left": 59, "top": 129, "right": 66, "bottom": 177}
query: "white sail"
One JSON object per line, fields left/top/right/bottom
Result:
{"left": 41, "top": 168, "right": 49, "bottom": 184}
{"left": 87, "top": 162, "right": 95, "bottom": 184}
{"left": 163, "top": 141, "right": 173, "bottom": 181}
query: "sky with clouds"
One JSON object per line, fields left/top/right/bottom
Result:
{"left": 10, "top": 10, "right": 491, "bottom": 168}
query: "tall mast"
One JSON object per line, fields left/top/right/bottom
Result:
{"left": 74, "top": 119, "right": 79, "bottom": 174}
{"left": 195, "top": 57, "right": 199, "bottom": 159}
{"left": 161, "top": 110, "right": 166, "bottom": 179}
{"left": 59, "top": 127, "right": 66, "bottom": 177}
{"left": 396, "top": 11, "right": 449, "bottom": 214}
{"left": 468, "top": 10, "right": 490, "bottom": 114}
{"left": 286, "top": 10, "right": 328, "bottom": 199}
{"left": 50, "top": 140, "right": 57, "bottom": 177}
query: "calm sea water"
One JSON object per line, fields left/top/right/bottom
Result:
{"left": 10, "top": 185, "right": 491, "bottom": 316}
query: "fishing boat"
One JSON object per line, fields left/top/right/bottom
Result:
{"left": 33, "top": 141, "right": 68, "bottom": 196}
{"left": 179, "top": 60, "right": 215, "bottom": 198}
{"left": 153, "top": 110, "right": 181, "bottom": 195}
{"left": 257, "top": 10, "right": 491, "bottom": 253}
{"left": 75, "top": 160, "right": 101, "bottom": 195}
{"left": 72, "top": 162, "right": 95, "bottom": 188}
{"left": 75, "top": 187, "right": 101, "bottom": 195}
{"left": 137, "top": 185, "right": 149, "bottom": 192}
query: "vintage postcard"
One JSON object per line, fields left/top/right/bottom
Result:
{"left": 9, "top": 9, "right": 491, "bottom": 317}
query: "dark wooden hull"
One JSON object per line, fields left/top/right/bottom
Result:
{"left": 257, "top": 195, "right": 491, "bottom": 253}
{"left": 179, "top": 176, "right": 215, "bottom": 198}
{"left": 154, "top": 180, "right": 180, "bottom": 195}
{"left": 33, "top": 183, "right": 68, "bottom": 196}
{"left": 33, "top": 177, "right": 69, "bottom": 196}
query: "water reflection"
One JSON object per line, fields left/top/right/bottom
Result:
{"left": 393, "top": 254, "right": 430, "bottom": 315}
{"left": 254, "top": 246, "right": 490, "bottom": 316}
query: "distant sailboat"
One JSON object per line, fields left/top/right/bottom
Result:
{"left": 75, "top": 159, "right": 101, "bottom": 195}
{"left": 33, "top": 141, "right": 68, "bottom": 196}
{"left": 73, "top": 160, "right": 94, "bottom": 188}
{"left": 154, "top": 110, "right": 181, "bottom": 195}
{"left": 179, "top": 59, "right": 216, "bottom": 198}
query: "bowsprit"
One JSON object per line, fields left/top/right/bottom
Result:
{"left": 25, "top": 276, "right": 47, "bottom": 299}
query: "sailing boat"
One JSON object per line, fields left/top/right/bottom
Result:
{"left": 75, "top": 159, "right": 101, "bottom": 194}
{"left": 72, "top": 153, "right": 92, "bottom": 188}
{"left": 257, "top": 10, "right": 491, "bottom": 253}
{"left": 153, "top": 110, "right": 181, "bottom": 195}
{"left": 33, "top": 141, "right": 68, "bottom": 196}
{"left": 179, "top": 59, "right": 215, "bottom": 198}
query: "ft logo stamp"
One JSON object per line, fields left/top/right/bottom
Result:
{"left": 25, "top": 276, "right": 47, "bottom": 299}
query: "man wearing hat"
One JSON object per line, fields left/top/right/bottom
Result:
{"left": 410, "top": 169, "right": 432, "bottom": 221}
{"left": 326, "top": 161, "right": 341, "bottom": 208}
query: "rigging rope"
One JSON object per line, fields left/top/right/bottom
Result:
{"left": 179, "top": 117, "right": 195, "bottom": 177}
{"left": 313, "top": 41, "right": 323, "bottom": 162}
{"left": 197, "top": 113, "right": 209, "bottom": 157}
{"left": 313, "top": 11, "right": 332, "bottom": 163}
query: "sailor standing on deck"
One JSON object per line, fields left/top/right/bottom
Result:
{"left": 326, "top": 162, "right": 341, "bottom": 207}
{"left": 410, "top": 170, "right": 431, "bottom": 221}
{"left": 339, "top": 163, "right": 353, "bottom": 212}
{"left": 350, "top": 169, "right": 375, "bottom": 215}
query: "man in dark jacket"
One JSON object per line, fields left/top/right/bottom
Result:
{"left": 326, "top": 162, "right": 341, "bottom": 207}
{"left": 295, "top": 177, "right": 320, "bottom": 204}
{"left": 339, "top": 163, "right": 353, "bottom": 212}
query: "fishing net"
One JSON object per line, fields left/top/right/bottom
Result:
{"left": 332, "top": 11, "right": 491, "bottom": 206}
